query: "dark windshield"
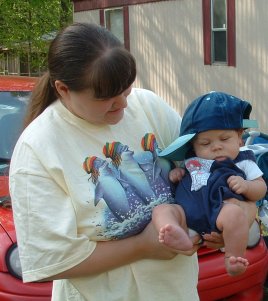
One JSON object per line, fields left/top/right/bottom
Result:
{"left": 0, "top": 91, "right": 30, "bottom": 160}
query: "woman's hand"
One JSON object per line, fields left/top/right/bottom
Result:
{"left": 202, "top": 232, "right": 224, "bottom": 249}
{"left": 139, "top": 222, "right": 200, "bottom": 258}
{"left": 177, "top": 234, "right": 202, "bottom": 255}
{"left": 138, "top": 221, "right": 178, "bottom": 259}
{"left": 200, "top": 199, "right": 257, "bottom": 250}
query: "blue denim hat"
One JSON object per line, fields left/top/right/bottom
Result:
{"left": 158, "top": 91, "right": 258, "bottom": 161}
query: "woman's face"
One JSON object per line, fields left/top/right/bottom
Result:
{"left": 55, "top": 81, "right": 132, "bottom": 125}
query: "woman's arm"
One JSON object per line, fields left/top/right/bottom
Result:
{"left": 42, "top": 221, "right": 201, "bottom": 281}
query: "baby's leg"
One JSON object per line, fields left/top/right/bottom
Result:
{"left": 224, "top": 198, "right": 257, "bottom": 227}
{"left": 152, "top": 204, "right": 193, "bottom": 251}
{"left": 216, "top": 200, "right": 249, "bottom": 276}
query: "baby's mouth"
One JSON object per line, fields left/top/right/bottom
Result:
{"left": 214, "top": 156, "right": 228, "bottom": 161}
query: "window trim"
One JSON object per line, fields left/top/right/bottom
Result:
{"left": 100, "top": 6, "right": 130, "bottom": 50}
{"left": 202, "top": 0, "right": 236, "bottom": 66}
{"left": 73, "top": 0, "right": 169, "bottom": 11}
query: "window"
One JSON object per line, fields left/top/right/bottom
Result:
{"left": 15, "top": 52, "right": 46, "bottom": 76}
{"left": 211, "top": 0, "right": 227, "bottom": 62}
{"left": 203, "top": 0, "right": 236, "bottom": 66}
{"left": 105, "top": 8, "right": 124, "bottom": 44}
{"left": 100, "top": 7, "right": 130, "bottom": 50}
{"left": 0, "top": 50, "right": 46, "bottom": 76}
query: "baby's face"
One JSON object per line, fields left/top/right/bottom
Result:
{"left": 192, "top": 129, "right": 243, "bottom": 161}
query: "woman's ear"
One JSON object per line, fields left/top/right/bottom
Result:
{"left": 54, "top": 80, "right": 70, "bottom": 99}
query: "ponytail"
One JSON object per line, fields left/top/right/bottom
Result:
{"left": 24, "top": 72, "right": 57, "bottom": 128}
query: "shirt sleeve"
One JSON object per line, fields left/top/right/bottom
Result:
{"left": 9, "top": 142, "right": 96, "bottom": 282}
{"left": 133, "top": 88, "right": 182, "bottom": 149}
{"left": 236, "top": 159, "right": 263, "bottom": 180}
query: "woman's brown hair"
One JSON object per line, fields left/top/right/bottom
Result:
{"left": 24, "top": 23, "right": 136, "bottom": 127}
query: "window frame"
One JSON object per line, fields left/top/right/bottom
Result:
{"left": 203, "top": 0, "right": 236, "bottom": 66}
{"left": 100, "top": 6, "right": 130, "bottom": 50}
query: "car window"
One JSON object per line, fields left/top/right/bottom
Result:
{"left": 0, "top": 91, "right": 31, "bottom": 160}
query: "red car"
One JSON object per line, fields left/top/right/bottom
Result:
{"left": 0, "top": 75, "right": 267, "bottom": 301}
{"left": 0, "top": 76, "right": 52, "bottom": 300}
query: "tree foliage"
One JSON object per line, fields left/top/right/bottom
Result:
{"left": 0, "top": 0, "right": 73, "bottom": 75}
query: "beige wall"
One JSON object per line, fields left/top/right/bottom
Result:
{"left": 74, "top": 0, "right": 268, "bottom": 133}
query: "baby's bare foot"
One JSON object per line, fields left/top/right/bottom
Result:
{"left": 225, "top": 256, "right": 249, "bottom": 276}
{"left": 159, "top": 224, "right": 193, "bottom": 251}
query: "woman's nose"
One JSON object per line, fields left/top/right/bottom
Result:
{"left": 112, "top": 94, "right": 128, "bottom": 109}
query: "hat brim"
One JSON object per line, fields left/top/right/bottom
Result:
{"left": 157, "top": 133, "right": 196, "bottom": 161}
{"left": 243, "top": 119, "right": 258, "bottom": 129}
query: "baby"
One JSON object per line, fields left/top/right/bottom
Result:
{"left": 154, "top": 91, "right": 267, "bottom": 276}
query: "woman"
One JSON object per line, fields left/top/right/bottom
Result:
{"left": 10, "top": 22, "right": 222, "bottom": 300}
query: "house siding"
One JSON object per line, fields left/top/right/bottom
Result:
{"left": 73, "top": 0, "right": 268, "bottom": 133}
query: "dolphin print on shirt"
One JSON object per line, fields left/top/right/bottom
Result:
{"left": 140, "top": 133, "right": 173, "bottom": 186}
{"left": 83, "top": 134, "right": 176, "bottom": 239}
{"left": 103, "top": 142, "right": 156, "bottom": 205}
{"left": 83, "top": 156, "right": 131, "bottom": 222}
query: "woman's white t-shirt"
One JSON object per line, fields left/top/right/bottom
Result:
{"left": 10, "top": 88, "right": 199, "bottom": 301}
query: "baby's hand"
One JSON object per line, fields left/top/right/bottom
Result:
{"left": 169, "top": 167, "right": 185, "bottom": 183}
{"left": 227, "top": 175, "right": 249, "bottom": 195}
